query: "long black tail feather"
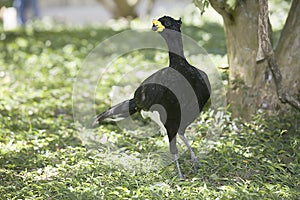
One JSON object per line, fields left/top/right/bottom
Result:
{"left": 93, "top": 99, "right": 138, "bottom": 127}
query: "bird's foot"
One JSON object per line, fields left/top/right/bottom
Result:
{"left": 178, "top": 172, "right": 185, "bottom": 180}
{"left": 174, "top": 154, "right": 185, "bottom": 180}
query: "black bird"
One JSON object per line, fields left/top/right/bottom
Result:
{"left": 93, "top": 16, "right": 211, "bottom": 179}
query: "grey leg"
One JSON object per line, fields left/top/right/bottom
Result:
{"left": 179, "top": 134, "right": 198, "bottom": 171}
{"left": 174, "top": 153, "right": 184, "bottom": 180}
{"left": 169, "top": 136, "right": 184, "bottom": 179}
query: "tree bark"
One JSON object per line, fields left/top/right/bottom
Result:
{"left": 210, "top": 0, "right": 267, "bottom": 119}
{"left": 275, "top": 0, "right": 300, "bottom": 109}
{"left": 208, "top": 0, "right": 300, "bottom": 118}
{"left": 257, "top": 0, "right": 300, "bottom": 110}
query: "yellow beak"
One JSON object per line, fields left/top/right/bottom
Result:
{"left": 152, "top": 19, "right": 165, "bottom": 32}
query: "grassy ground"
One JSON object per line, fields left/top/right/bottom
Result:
{"left": 0, "top": 20, "right": 300, "bottom": 199}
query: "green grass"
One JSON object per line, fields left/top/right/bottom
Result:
{"left": 0, "top": 21, "right": 299, "bottom": 199}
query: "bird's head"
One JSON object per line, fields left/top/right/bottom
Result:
{"left": 152, "top": 16, "right": 182, "bottom": 33}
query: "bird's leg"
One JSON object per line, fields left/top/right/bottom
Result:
{"left": 169, "top": 136, "right": 184, "bottom": 179}
{"left": 173, "top": 153, "right": 184, "bottom": 180}
{"left": 179, "top": 134, "right": 198, "bottom": 171}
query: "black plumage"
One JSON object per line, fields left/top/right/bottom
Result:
{"left": 93, "top": 16, "right": 211, "bottom": 179}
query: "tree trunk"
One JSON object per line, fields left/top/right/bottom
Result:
{"left": 209, "top": 0, "right": 300, "bottom": 119}
{"left": 275, "top": 0, "right": 300, "bottom": 107}
{"left": 211, "top": 0, "right": 269, "bottom": 119}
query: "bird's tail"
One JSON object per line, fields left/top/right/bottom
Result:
{"left": 93, "top": 99, "right": 138, "bottom": 127}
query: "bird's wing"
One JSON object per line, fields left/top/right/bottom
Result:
{"left": 195, "top": 68, "right": 211, "bottom": 95}
{"left": 133, "top": 68, "right": 182, "bottom": 110}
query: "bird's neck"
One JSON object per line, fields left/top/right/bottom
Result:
{"left": 164, "top": 32, "right": 186, "bottom": 66}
